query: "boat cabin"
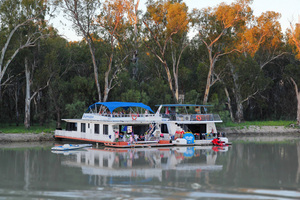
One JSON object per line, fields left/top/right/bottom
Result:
{"left": 155, "top": 104, "right": 222, "bottom": 138}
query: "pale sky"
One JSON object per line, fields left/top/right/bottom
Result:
{"left": 51, "top": 0, "right": 300, "bottom": 41}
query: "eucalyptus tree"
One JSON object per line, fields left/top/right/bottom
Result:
{"left": 57, "top": 0, "right": 140, "bottom": 102}
{"left": 190, "top": 0, "right": 253, "bottom": 105}
{"left": 229, "top": 11, "right": 285, "bottom": 122}
{"left": 57, "top": 0, "right": 102, "bottom": 101}
{"left": 18, "top": 0, "right": 52, "bottom": 129}
{"left": 287, "top": 22, "right": 300, "bottom": 125}
{"left": 0, "top": 0, "right": 48, "bottom": 100}
{"left": 143, "top": 0, "right": 189, "bottom": 103}
{"left": 95, "top": 0, "right": 141, "bottom": 102}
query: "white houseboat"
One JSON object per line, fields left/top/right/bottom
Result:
{"left": 155, "top": 104, "right": 228, "bottom": 145}
{"left": 54, "top": 102, "right": 229, "bottom": 146}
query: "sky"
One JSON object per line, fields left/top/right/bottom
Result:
{"left": 51, "top": 0, "right": 300, "bottom": 41}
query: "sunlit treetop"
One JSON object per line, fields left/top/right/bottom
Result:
{"left": 288, "top": 22, "right": 300, "bottom": 59}
{"left": 146, "top": 0, "right": 189, "bottom": 36}
{"left": 213, "top": 0, "right": 252, "bottom": 29}
{"left": 240, "top": 11, "right": 282, "bottom": 56}
{"left": 96, "top": 0, "right": 138, "bottom": 38}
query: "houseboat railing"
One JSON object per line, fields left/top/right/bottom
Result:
{"left": 99, "top": 113, "right": 156, "bottom": 118}
{"left": 161, "top": 114, "right": 222, "bottom": 122}
{"left": 82, "top": 112, "right": 158, "bottom": 120}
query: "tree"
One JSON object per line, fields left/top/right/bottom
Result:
{"left": 96, "top": 0, "right": 139, "bottom": 102}
{"left": 288, "top": 22, "right": 300, "bottom": 125}
{"left": 24, "top": 55, "right": 51, "bottom": 129}
{"left": 0, "top": 0, "right": 47, "bottom": 100}
{"left": 191, "top": 0, "right": 252, "bottom": 104}
{"left": 143, "top": 0, "right": 189, "bottom": 103}
{"left": 227, "top": 11, "right": 284, "bottom": 122}
{"left": 289, "top": 22, "right": 300, "bottom": 58}
{"left": 59, "top": 0, "right": 138, "bottom": 102}
{"left": 59, "top": 0, "right": 102, "bottom": 101}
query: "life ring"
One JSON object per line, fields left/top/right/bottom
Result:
{"left": 132, "top": 114, "right": 137, "bottom": 120}
{"left": 196, "top": 115, "right": 201, "bottom": 121}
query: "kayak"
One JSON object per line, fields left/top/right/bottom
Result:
{"left": 51, "top": 144, "right": 92, "bottom": 151}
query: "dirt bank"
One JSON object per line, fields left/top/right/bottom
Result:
{"left": 0, "top": 132, "right": 54, "bottom": 143}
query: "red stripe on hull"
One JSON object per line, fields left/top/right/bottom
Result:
{"left": 54, "top": 135, "right": 115, "bottom": 144}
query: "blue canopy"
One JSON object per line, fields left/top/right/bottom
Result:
{"left": 87, "top": 102, "right": 154, "bottom": 113}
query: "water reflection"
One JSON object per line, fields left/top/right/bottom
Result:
{"left": 1, "top": 140, "right": 300, "bottom": 199}
{"left": 53, "top": 146, "right": 227, "bottom": 185}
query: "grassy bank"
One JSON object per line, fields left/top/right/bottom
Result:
{"left": 218, "top": 120, "right": 297, "bottom": 128}
{"left": 0, "top": 124, "right": 55, "bottom": 134}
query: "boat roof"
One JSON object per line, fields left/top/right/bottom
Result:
{"left": 156, "top": 104, "right": 213, "bottom": 107}
{"left": 86, "top": 102, "right": 154, "bottom": 113}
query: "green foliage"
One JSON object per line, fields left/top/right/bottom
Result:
{"left": 0, "top": 124, "right": 55, "bottom": 134}
{"left": 120, "top": 89, "right": 150, "bottom": 104}
{"left": 65, "top": 100, "right": 86, "bottom": 119}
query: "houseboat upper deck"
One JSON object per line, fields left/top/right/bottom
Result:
{"left": 156, "top": 104, "right": 222, "bottom": 123}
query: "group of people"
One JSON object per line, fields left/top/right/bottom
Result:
{"left": 115, "top": 131, "right": 145, "bottom": 143}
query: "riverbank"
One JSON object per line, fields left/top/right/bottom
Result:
{"left": 0, "top": 132, "right": 54, "bottom": 143}
{"left": 219, "top": 125, "right": 300, "bottom": 136}
{"left": 0, "top": 126, "right": 299, "bottom": 143}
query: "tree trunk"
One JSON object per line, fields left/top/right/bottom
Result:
{"left": 235, "top": 100, "right": 244, "bottom": 123}
{"left": 24, "top": 58, "right": 31, "bottom": 129}
{"left": 203, "top": 69, "right": 212, "bottom": 104}
{"left": 56, "top": 111, "right": 61, "bottom": 129}
{"left": 15, "top": 82, "right": 20, "bottom": 126}
{"left": 224, "top": 87, "right": 235, "bottom": 122}
{"left": 163, "top": 61, "right": 177, "bottom": 102}
{"left": 291, "top": 78, "right": 300, "bottom": 126}
{"left": 203, "top": 50, "right": 215, "bottom": 104}
{"left": 87, "top": 41, "right": 102, "bottom": 102}
{"left": 103, "top": 53, "right": 113, "bottom": 103}
{"left": 228, "top": 59, "right": 244, "bottom": 123}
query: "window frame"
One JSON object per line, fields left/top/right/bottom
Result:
{"left": 94, "top": 124, "right": 99, "bottom": 134}
{"left": 81, "top": 123, "right": 86, "bottom": 133}
{"left": 103, "top": 125, "right": 109, "bottom": 135}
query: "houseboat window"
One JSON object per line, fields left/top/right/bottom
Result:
{"left": 95, "top": 124, "right": 99, "bottom": 134}
{"left": 66, "top": 122, "right": 77, "bottom": 131}
{"left": 103, "top": 158, "right": 108, "bottom": 167}
{"left": 161, "top": 124, "right": 168, "bottom": 133}
{"left": 103, "top": 125, "right": 108, "bottom": 135}
{"left": 113, "top": 125, "right": 118, "bottom": 132}
{"left": 81, "top": 123, "right": 86, "bottom": 133}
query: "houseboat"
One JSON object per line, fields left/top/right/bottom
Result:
{"left": 54, "top": 102, "right": 229, "bottom": 146}
{"left": 155, "top": 104, "right": 228, "bottom": 145}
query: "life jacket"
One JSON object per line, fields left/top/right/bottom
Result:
{"left": 212, "top": 138, "right": 224, "bottom": 146}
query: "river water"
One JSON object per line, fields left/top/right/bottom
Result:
{"left": 1, "top": 137, "right": 300, "bottom": 199}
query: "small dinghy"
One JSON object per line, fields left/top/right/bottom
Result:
{"left": 51, "top": 144, "right": 92, "bottom": 151}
